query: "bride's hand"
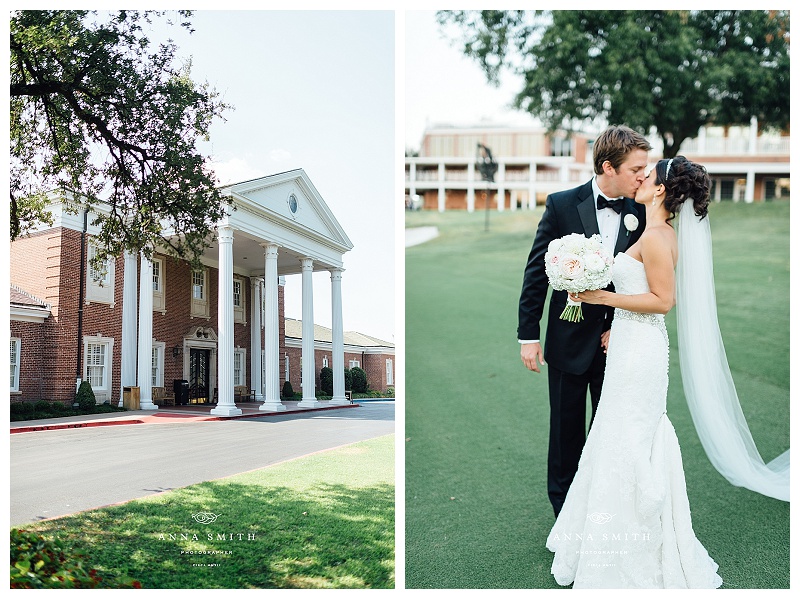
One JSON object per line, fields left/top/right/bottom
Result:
{"left": 570, "top": 290, "right": 604, "bottom": 304}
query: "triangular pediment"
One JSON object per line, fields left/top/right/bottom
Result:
{"left": 222, "top": 169, "right": 353, "bottom": 252}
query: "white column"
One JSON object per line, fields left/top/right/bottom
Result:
{"left": 119, "top": 250, "right": 138, "bottom": 407}
{"left": 329, "top": 269, "right": 348, "bottom": 405}
{"left": 529, "top": 162, "right": 537, "bottom": 210}
{"left": 211, "top": 226, "right": 242, "bottom": 416}
{"left": 749, "top": 115, "right": 758, "bottom": 155}
{"left": 137, "top": 251, "right": 157, "bottom": 410}
{"left": 250, "top": 276, "right": 263, "bottom": 402}
{"left": 260, "top": 244, "right": 286, "bottom": 411}
{"left": 298, "top": 257, "right": 321, "bottom": 408}
{"left": 745, "top": 170, "right": 755, "bottom": 203}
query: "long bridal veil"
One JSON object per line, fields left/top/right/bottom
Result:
{"left": 676, "top": 205, "right": 789, "bottom": 502}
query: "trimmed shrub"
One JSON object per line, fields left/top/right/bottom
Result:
{"left": 10, "top": 402, "right": 34, "bottom": 415}
{"left": 281, "top": 380, "right": 294, "bottom": 399}
{"left": 34, "top": 400, "right": 52, "bottom": 413}
{"left": 319, "top": 367, "right": 334, "bottom": 396}
{"left": 351, "top": 366, "right": 368, "bottom": 393}
{"left": 75, "top": 381, "right": 96, "bottom": 412}
{"left": 10, "top": 528, "right": 141, "bottom": 588}
{"left": 49, "top": 402, "right": 69, "bottom": 413}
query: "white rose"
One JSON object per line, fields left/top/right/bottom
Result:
{"left": 584, "top": 253, "right": 606, "bottom": 273}
{"left": 563, "top": 235, "right": 585, "bottom": 254}
{"left": 624, "top": 214, "right": 639, "bottom": 232}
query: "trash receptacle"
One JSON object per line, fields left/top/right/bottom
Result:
{"left": 174, "top": 379, "right": 189, "bottom": 405}
{"left": 123, "top": 386, "right": 140, "bottom": 410}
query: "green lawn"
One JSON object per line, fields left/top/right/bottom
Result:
{"left": 14, "top": 434, "right": 395, "bottom": 589}
{"left": 404, "top": 201, "right": 789, "bottom": 589}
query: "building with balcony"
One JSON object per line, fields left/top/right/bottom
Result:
{"left": 405, "top": 118, "right": 789, "bottom": 212}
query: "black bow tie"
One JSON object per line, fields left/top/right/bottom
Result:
{"left": 597, "top": 195, "right": 623, "bottom": 213}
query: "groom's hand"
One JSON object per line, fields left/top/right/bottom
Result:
{"left": 521, "top": 342, "right": 546, "bottom": 373}
{"left": 600, "top": 330, "right": 611, "bottom": 354}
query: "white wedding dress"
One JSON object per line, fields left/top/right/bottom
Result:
{"left": 546, "top": 252, "right": 723, "bottom": 588}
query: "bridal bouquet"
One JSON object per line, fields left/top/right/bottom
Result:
{"left": 544, "top": 233, "right": 613, "bottom": 322}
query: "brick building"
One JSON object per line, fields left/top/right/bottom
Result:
{"left": 283, "top": 318, "right": 394, "bottom": 394}
{"left": 10, "top": 169, "right": 365, "bottom": 415}
{"left": 406, "top": 120, "right": 790, "bottom": 211}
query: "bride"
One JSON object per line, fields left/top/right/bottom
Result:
{"left": 546, "top": 156, "right": 723, "bottom": 588}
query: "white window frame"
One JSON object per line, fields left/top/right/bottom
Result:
{"left": 233, "top": 276, "right": 246, "bottom": 324}
{"left": 349, "top": 359, "right": 361, "bottom": 368}
{"left": 233, "top": 348, "right": 247, "bottom": 387}
{"left": 284, "top": 354, "right": 290, "bottom": 386}
{"left": 83, "top": 336, "right": 114, "bottom": 403}
{"left": 322, "top": 355, "right": 329, "bottom": 368}
{"left": 190, "top": 268, "right": 210, "bottom": 318}
{"left": 10, "top": 337, "right": 21, "bottom": 393}
{"left": 151, "top": 341, "right": 165, "bottom": 388}
{"left": 386, "top": 358, "right": 394, "bottom": 386}
{"left": 152, "top": 256, "right": 166, "bottom": 314}
{"left": 86, "top": 243, "right": 115, "bottom": 305}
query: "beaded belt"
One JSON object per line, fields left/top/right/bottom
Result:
{"left": 614, "top": 308, "right": 669, "bottom": 345}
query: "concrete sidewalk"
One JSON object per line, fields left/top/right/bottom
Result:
{"left": 405, "top": 226, "right": 439, "bottom": 247}
{"left": 10, "top": 401, "right": 359, "bottom": 433}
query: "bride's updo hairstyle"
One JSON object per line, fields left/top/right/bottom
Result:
{"left": 654, "top": 155, "right": 711, "bottom": 222}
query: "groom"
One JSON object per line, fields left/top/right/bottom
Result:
{"left": 518, "top": 125, "right": 650, "bottom": 517}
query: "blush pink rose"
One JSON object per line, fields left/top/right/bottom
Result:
{"left": 559, "top": 254, "right": 584, "bottom": 279}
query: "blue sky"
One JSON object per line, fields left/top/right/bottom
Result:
{"left": 148, "top": 10, "right": 397, "bottom": 342}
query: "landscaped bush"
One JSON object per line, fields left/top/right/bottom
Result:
{"left": 10, "top": 402, "right": 34, "bottom": 415}
{"left": 49, "top": 402, "right": 68, "bottom": 413}
{"left": 75, "top": 381, "right": 96, "bottom": 412}
{"left": 34, "top": 400, "right": 52, "bottom": 413}
{"left": 281, "top": 380, "right": 294, "bottom": 399}
{"left": 10, "top": 528, "right": 141, "bottom": 588}
{"left": 350, "top": 366, "right": 368, "bottom": 393}
{"left": 319, "top": 366, "right": 334, "bottom": 396}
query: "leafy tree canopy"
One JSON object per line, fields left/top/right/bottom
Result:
{"left": 437, "top": 10, "right": 789, "bottom": 157}
{"left": 11, "top": 10, "right": 232, "bottom": 266}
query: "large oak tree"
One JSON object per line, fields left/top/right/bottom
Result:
{"left": 11, "top": 10, "right": 231, "bottom": 265}
{"left": 438, "top": 10, "right": 790, "bottom": 157}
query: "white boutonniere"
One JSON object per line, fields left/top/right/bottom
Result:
{"left": 624, "top": 214, "right": 639, "bottom": 237}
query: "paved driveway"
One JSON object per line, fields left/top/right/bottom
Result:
{"left": 10, "top": 401, "right": 394, "bottom": 526}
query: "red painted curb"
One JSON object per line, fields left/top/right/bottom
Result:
{"left": 10, "top": 402, "right": 360, "bottom": 433}
{"left": 10, "top": 419, "right": 145, "bottom": 434}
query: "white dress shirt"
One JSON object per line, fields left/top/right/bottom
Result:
{"left": 519, "top": 179, "right": 621, "bottom": 345}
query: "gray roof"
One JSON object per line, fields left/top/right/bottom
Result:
{"left": 10, "top": 285, "right": 50, "bottom": 309}
{"left": 284, "top": 318, "right": 393, "bottom": 348}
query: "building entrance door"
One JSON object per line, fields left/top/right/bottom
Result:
{"left": 189, "top": 348, "right": 211, "bottom": 404}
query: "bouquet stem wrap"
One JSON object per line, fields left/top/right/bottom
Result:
{"left": 560, "top": 297, "right": 584, "bottom": 322}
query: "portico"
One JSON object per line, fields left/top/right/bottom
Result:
{"left": 119, "top": 169, "right": 354, "bottom": 415}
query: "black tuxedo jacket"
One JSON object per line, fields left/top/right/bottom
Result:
{"left": 517, "top": 180, "right": 647, "bottom": 375}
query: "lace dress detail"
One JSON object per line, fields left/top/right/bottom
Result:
{"left": 546, "top": 252, "right": 722, "bottom": 589}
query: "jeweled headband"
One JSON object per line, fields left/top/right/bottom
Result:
{"left": 664, "top": 158, "right": 674, "bottom": 181}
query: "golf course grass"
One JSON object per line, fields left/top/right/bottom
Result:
{"left": 404, "top": 200, "right": 789, "bottom": 589}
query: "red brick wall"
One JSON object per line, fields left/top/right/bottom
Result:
{"left": 10, "top": 320, "right": 48, "bottom": 401}
{"left": 11, "top": 228, "right": 288, "bottom": 404}
{"left": 283, "top": 346, "right": 394, "bottom": 394}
